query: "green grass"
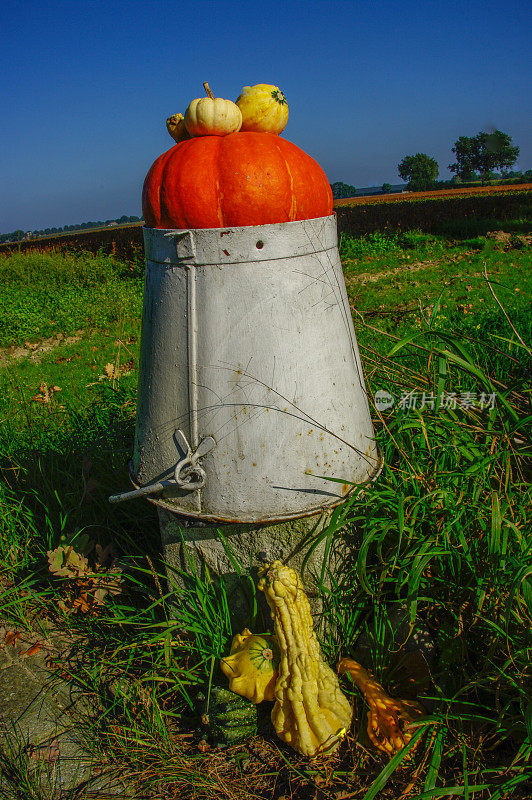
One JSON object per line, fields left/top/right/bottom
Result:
{"left": 0, "top": 229, "right": 531, "bottom": 799}
{"left": 340, "top": 230, "right": 532, "bottom": 357}
{"left": 0, "top": 248, "right": 143, "bottom": 347}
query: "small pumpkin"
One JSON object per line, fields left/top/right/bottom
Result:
{"left": 166, "top": 113, "right": 191, "bottom": 144}
{"left": 142, "top": 132, "right": 332, "bottom": 229}
{"left": 184, "top": 82, "right": 242, "bottom": 137}
{"left": 236, "top": 83, "right": 289, "bottom": 134}
{"left": 220, "top": 628, "right": 279, "bottom": 704}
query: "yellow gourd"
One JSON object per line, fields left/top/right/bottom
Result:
{"left": 258, "top": 561, "right": 352, "bottom": 757}
{"left": 220, "top": 628, "right": 279, "bottom": 704}
{"left": 235, "top": 84, "right": 289, "bottom": 134}
{"left": 166, "top": 113, "right": 191, "bottom": 143}
{"left": 185, "top": 82, "right": 242, "bottom": 137}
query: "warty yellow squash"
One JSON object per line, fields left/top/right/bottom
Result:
{"left": 166, "top": 113, "right": 190, "bottom": 143}
{"left": 258, "top": 561, "right": 352, "bottom": 757}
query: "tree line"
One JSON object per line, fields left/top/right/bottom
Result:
{"left": 0, "top": 215, "right": 142, "bottom": 245}
{"left": 331, "top": 129, "right": 528, "bottom": 198}
{"left": 399, "top": 129, "right": 525, "bottom": 191}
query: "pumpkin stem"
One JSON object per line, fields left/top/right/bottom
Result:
{"left": 203, "top": 82, "right": 215, "bottom": 100}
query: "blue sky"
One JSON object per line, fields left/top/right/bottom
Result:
{"left": 1, "top": 0, "right": 530, "bottom": 231}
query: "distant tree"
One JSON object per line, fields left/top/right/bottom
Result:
{"left": 381, "top": 182, "right": 392, "bottom": 194}
{"left": 448, "top": 136, "right": 479, "bottom": 181}
{"left": 481, "top": 130, "right": 519, "bottom": 177}
{"left": 449, "top": 130, "right": 519, "bottom": 183}
{"left": 330, "top": 181, "right": 356, "bottom": 199}
{"left": 398, "top": 153, "right": 439, "bottom": 191}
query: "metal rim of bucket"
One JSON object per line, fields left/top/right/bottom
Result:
{"left": 126, "top": 446, "right": 383, "bottom": 525}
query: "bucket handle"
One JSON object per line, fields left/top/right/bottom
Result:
{"left": 108, "top": 430, "right": 215, "bottom": 504}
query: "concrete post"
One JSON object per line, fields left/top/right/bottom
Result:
{"left": 158, "top": 508, "right": 346, "bottom": 635}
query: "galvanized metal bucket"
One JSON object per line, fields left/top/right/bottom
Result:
{"left": 117, "top": 214, "right": 381, "bottom": 522}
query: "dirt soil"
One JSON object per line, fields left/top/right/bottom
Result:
{"left": 0, "top": 331, "right": 83, "bottom": 364}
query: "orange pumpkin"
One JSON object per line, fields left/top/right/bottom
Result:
{"left": 142, "top": 132, "right": 332, "bottom": 229}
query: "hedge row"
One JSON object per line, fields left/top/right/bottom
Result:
{"left": 0, "top": 223, "right": 145, "bottom": 261}
{"left": 2, "top": 188, "right": 530, "bottom": 260}
{"left": 335, "top": 183, "right": 532, "bottom": 205}
{"left": 334, "top": 188, "right": 531, "bottom": 238}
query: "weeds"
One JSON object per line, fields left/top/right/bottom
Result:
{"left": 0, "top": 249, "right": 143, "bottom": 347}
{"left": 340, "top": 229, "right": 400, "bottom": 258}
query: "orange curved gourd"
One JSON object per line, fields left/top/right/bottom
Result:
{"left": 142, "top": 132, "right": 332, "bottom": 229}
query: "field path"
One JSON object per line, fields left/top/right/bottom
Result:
{"left": 0, "top": 331, "right": 83, "bottom": 364}
{"left": 344, "top": 257, "right": 445, "bottom": 286}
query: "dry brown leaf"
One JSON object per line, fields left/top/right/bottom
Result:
{"left": 93, "top": 588, "right": 107, "bottom": 606}
{"left": 27, "top": 738, "right": 60, "bottom": 763}
{"left": 73, "top": 593, "right": 93, "bottom": 614}
{"left": 22, "top": 643, "right": 42, "bottom": 657}
{"left": 4, "top": 631, "right": 22, "bottom": 646}
{"left": 32, "top": 383, "right": 62, "bottom": 403}
{"left": 48, "top": 538, "right": 121, "bottom": 615}
{"left": 95, "top": 543, "right": 114, "bottom": 567}
{"left": 47, "top": 545, "right": 89, "bottom": 577}
{"left": 120, "top": 357, "right": 135, "bottom": 376}
{"left": 103, "top": 362, "right": 116, "bottom": 380}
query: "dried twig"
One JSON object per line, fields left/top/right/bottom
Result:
{"left": 482, "top": 263, "right": 531, "bottom": 356}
